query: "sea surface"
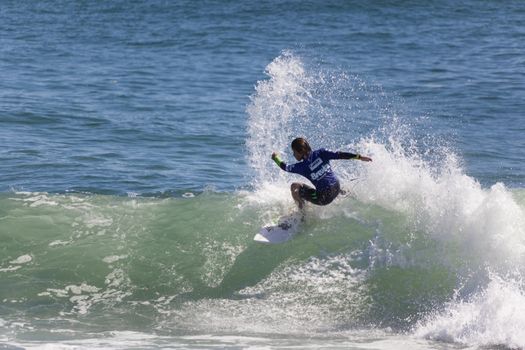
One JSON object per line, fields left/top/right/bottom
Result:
{"left": 1, "top": 1, "right": 525, "bottom": 349}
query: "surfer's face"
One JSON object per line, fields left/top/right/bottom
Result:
{"left": 293, "top": 148, "right": 306, "bottom": 161}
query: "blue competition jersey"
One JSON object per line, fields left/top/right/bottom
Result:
{"left": 284, "top": 148, "right": 341, "bottom": 191}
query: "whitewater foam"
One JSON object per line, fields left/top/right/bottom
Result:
{"left": 415, "top": 274, "right": 525, "bottom": 348}
{"left": 351, "top": 138, "right": 525, "bottom": 270}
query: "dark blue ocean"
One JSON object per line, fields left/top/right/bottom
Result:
{"left": 1, "top": 1, "right": 525, "bottom": 349}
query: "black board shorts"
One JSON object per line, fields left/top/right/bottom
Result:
{"left": 299, "top": 182, "right": 341, "bottom": 206}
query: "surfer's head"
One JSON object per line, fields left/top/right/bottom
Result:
{"left": 291, "top": 137, "right": 311, "bottom": 160}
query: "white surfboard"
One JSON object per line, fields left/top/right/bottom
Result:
{"left": 254, "top": 212, "right": 303, "bottom": 244}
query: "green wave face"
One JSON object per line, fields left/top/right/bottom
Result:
{"left": 0, "top": 190, "right": 483, "bottom": 336}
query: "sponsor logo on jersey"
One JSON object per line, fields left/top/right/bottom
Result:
{"left": 311, "top": 163, "right": 331, "bottom": 180}
{"left": 309, "top": 158, "right": 323, "bottom": 171}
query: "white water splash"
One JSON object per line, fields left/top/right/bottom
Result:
{"left": 351, "top": 138, "right": 525, "bottom": 270}
{"left": 246, "top": 50, "right": 314, "bottom": 187}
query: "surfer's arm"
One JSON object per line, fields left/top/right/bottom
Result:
{"left": 320, "top": 148, "right": 372, "bottom": 162}
{"left": 321, "top": 149, "right": 372, "bottom": 162}
{"left": 271, "top": 152, "right": 287, "bottom": 171}
{"left": 337, "top": 152, "right": 372, "bottom": 162}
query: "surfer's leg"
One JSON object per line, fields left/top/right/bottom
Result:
{"left": 290, "top": 183, "right": 306, "bottom": 210}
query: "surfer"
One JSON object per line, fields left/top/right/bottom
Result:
{"left": 271, "top": 137, "right": 372, "bottom": 210}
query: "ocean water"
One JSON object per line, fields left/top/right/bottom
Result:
{"left": 1, "top": 1, "right": 525, "bottom": 349}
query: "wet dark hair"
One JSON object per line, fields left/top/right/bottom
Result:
{"left": 291, "top": 137, "right": 312, "bottom": 154}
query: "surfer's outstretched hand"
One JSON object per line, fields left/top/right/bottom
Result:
{"left": 359, "top": 155, "right": 372, "bottom": 162}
